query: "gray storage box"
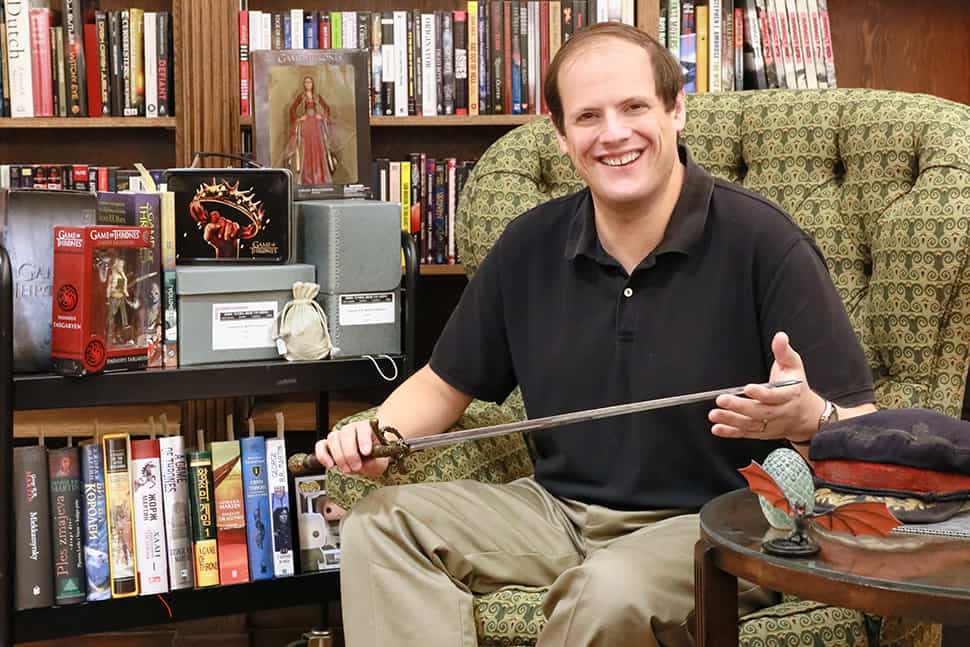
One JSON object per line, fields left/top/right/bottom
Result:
{"left": 297, "top": 200, "right": 401, "bottom": 357}
{"left": 176, "top": 264, "right": 314, "bottom": 365}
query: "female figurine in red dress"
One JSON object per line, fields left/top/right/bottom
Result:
{"left": 280, "top": 75, "right": 336, "bottom": 185}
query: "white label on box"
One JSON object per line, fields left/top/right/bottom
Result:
{"left": 339, "top": 292, "right": 395, "bottom": 326}
{"left": 211, "top": 301, "right": 278, "bottom": 350}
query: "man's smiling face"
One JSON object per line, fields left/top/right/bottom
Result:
{"left": 554, "top": 37, "right": 686, "bottom": 218}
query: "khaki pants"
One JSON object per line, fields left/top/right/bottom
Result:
{"left": 340, "top": 477, "right": 776, "bottom": 647}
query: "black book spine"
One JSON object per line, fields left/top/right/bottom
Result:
{"left": 108, "top": 11, "right": 123, "bottom": 116}
{"left": 519, "top": 3, "right": 529, "bottom": 113}
{"left": 411, "top": 9, "right": 422, "bottom": 116}
{"left": 454, "top": 11, "right": 468, "bottom": 115}
{"left": 63, "top": 0, "right": 88, "bottom": 115}
{"left": 490, "top": 0, "right": 503, "bottom": 114}
{"left": 406, "top": 11, "right": 416, "bottom": 116}
{"left": 380, "top": 12, "right": 394, "bottom": 116}
{"left": 435, "top": 11, "right": 444, "bottom": 115}
{"left": 49, "top": 446, "right": 86, "bottom": 605}
{"left": 96, "top": 11, "right": 111, "bottom": 115}
{"left": 442, "top": 11, "right": 454, "bottom": 115}
{"left": 14, "top": 446, "right": 54, "bottom": 610}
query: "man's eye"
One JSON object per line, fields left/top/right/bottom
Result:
{"left": 627, "top": 103, "right": 647, "bottom": 112}
{"left": 577, "top": 113, "right": 595, "bottom": 122}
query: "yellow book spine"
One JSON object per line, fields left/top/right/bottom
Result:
{"left": 696, "top": 5, "right": 709, "bottom": 93}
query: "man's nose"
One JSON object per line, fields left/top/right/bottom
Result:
{"left": 601, "top": 112, "right": 632, "bottom": 141}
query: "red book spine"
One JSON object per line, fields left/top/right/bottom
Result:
{"left": 83, "top": 23, "right": 103, "bottom": 117}
{"left": 51, "top": 227, "right": 87, "bottom": 365}
{"left": 29, "top": 8, "right": 54, "bottom": 116}
{"left": 320, "top": 15, "right": 331, "bottom": 48}
{"left": 238, "top": 10, "right": 250, "bottom": 116}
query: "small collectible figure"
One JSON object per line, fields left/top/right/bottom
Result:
{"left": 51, "top": 226, "right": 153, "bottom": 376}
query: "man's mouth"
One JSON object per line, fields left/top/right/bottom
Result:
{"left": 600, "top": 151, "right": 642, "bottom": 167}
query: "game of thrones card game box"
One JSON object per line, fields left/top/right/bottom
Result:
{"left": 51, "top": 225, "right": 154, "bottom": 376}
{"left": 164, "top": 168, "right": 293, "bottom": 263}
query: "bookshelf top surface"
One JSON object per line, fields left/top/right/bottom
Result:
{"left": 14, "top": 356, "right": 404, "bottom": 410}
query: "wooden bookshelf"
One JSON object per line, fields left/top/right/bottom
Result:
{"left": 421, "top": 263, "right": 466, "bottom": 276}
{"left": 0, "top": 117, "right": 177, "bottom": 129}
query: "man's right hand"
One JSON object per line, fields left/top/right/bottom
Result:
{"left": 315, "top": 419, "right": 391, "bottom": 479}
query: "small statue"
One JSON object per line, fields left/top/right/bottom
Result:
{"left": 104, "top": 256, "right": 131, "bottom": 344}
{"left": 739, "top": 460, "right": 902, "bottom": 557}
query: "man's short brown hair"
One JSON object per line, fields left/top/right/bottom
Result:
{"left": 544, "top": 23, "right": 685, "bottom": 134}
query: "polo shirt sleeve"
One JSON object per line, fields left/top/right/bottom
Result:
{"left": 429, "top": 234, "right": 518, "bottom": 404}
{"left": 760, "top": 237, "right": 876, "bottom": 407}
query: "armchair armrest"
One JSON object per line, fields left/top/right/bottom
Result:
{"left": 324, "top": 399, "right": 534, "bottom": 511}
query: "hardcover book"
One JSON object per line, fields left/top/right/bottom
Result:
{"left": 0, "top": 188, "right": 97, "bottom": 372}
{"left": 187, "top": 450, "right": 220, "bottom": 587}
{"left": 14, "top": 446, "right": 54, "bottom": 610}
{"left": 131, "top": 439, "right": 169, "bottom": 594}
{"left": 102, "top": 433, "right": 139, "bottom": 597}
{"left": 210, "top": 440, "right": 250, "bottom": 584}
{"left": 159, "top": 435, "right": 194, "bottom": 589}
{"left": 265, "top": 436, "right": 294, "bottom": 577}
{"left": 48, "top": 446, "right": 86, "bottom": 605}
{"left": 80, "top": 443, "right": 111, "bottom": 601}
{"left": 240, "top": 436, "right": 274, "bottom": 581}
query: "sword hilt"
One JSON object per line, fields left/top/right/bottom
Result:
{"left": 286, "top": 421, "right": 410, "bottom": 475}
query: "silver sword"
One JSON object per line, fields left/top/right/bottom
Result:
{"left": 289, "top": 379, "right": 802, "bottom": 474}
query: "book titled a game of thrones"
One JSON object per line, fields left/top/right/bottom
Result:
{"left": 266, "top": 436, "right": 294, "bottom": 577}
{"left": 240, "top": 436, "right": 274, "bottom": 581}
{"left": 131, "top": 439, "right": 169, "bottom": 594}
{"left": 187, "top": 450, "right": 220, "bottom": 587}
{"left": 211, "top": 440, "right": 250, "bottom": 584}
{"left": 159, "top": 435, "right": 195, "bottom": 590}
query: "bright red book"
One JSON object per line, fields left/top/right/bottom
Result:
{"left": 83, "top": 23, "right": 103, "bottom": 117}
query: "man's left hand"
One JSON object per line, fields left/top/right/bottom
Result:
{"left": 708, "top": 331, "right": 824, "bottom": 443}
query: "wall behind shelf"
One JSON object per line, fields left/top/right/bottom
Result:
{"left": 0, "top": 129, "right": 177, "bottom": 168}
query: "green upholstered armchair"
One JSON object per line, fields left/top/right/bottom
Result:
{"left": 327, "top": 89, "right": 970, "bottom": 647}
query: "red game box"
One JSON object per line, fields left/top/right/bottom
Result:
{"left": 51, "top": 225, "right": 154, "bottom": 376}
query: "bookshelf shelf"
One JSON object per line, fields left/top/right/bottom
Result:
{"left": 13, "top": 570, "right": 339, "bottom": 643}
{"left": 421, "top": 263, "right": 465, "bottom": 276}
{"left": 238, "top": 114, "right": 541, "bottom": 129}
{"left": 13, "top": 356, "right": 405, "bottom": 411}
{"left": 0, "top": 117, "right": 177, "bottom": 129}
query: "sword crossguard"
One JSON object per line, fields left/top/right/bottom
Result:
{"left": 368, "top": 419, "right": 411, "bottom": 471}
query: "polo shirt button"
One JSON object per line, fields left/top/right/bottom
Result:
{"left": 623, "top": 287, "right": 633, "bottom": 298}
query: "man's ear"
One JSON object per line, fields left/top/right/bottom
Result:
{"left": 555, "top": 127, "right": 569, "bottom": 155}
{"left": 672, "top": 89, "right": 687, "bottom": 133}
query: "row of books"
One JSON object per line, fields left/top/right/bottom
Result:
{"left": 658, "top": 0, "right": 836, "bottom": 93}
{"left": 0, "top": 163, "right": 153, "bottom": 191}
{"left": 13, "top": 432, "right": 296, "bottom": 610}
{"left": 0, "top": 2, "right": 174, "bottom": 118}
{"left": 239, "top": 1, "right": 636, "bottom": 119}
{"left": 373, "top": 156, "right": 477, "bottom": 266}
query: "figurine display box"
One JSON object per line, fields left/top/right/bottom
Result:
{"left": 51, "top": 226, "right": 153, "bottom": 376}
{"left": 175, "top": 263, "right": 314, "bottom": 366}
{"left": 164, "top": 168, "right": 294, "bottom": 263}
{"left": 297, "top": 199, "right": 401, "bottom": 356}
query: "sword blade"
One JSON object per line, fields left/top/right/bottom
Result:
{"left": 405, "top": 379, "right": 802, "bottom": 452}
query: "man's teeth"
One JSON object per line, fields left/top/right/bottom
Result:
{"left": 602, "top": 151, "right": 641, "bottom": 167}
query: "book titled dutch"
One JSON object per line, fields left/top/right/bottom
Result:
{"left": 187, "top": 450, "right": 220, "bottom": 587}
{"left": 211, "top": 440, "right": 250, "bottom": 584}
{"left": 48, "top": 446, "right": 86, "bottom": 604}
{"left": 240, "top": 436, "right": 274, "bottom": 581}
{"left": 159, "top": 435, "right": 195, "bottom": 589}
{"left": 130, "top": 439, "right": 170, "bottom": 594}
{"left": 80, "top": 443, "right": 111, "bottom": 601}
{"left": 102, "top": 433, "right": 139, "bottom": 597}
{"left": 265, "top": 436, "right": 294, "bottom": 577}
{"left": 14, "top": 446, "right": 54, "bottom": 609}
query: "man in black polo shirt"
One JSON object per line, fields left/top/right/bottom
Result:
{"left": 318, "top": 23, "right": 876, "bottom": 647}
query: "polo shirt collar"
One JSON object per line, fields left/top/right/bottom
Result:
{"left": 564, "top": 144, "right": 714, "bottom": 264}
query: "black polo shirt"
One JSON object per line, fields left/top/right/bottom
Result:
{"left": 431, "top": 146, "right": 874, "bottom": 511}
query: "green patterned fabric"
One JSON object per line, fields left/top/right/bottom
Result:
{"left": 329, "top": 89, "right": 965, "bottom": 647}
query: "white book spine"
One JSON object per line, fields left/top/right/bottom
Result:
{"left": 4, "top": 0, "right": 34, "bottom": 117}
{"left": 342, "top": 12, "right": 356, "bottom": 49}
{"left": 529, "top": 1, "right": 539, "bottom": 112}
{"left": 265, "top": 438, "right": 294, "bottom": 577}
{"left": 144, "top": 12, "right": 158, "bottom": 117}
{"left": 394, "top": 11, "right": 408, "bottom": 116}
{"left": 666, "top": 0, "right": 681, "bottom": 56}
{"left": 262, "top": 13, "right": 271, "bottom": 52}
{"left": 621, "top": 0, "right": 635, "bottom": 26}
{"left": 158, "top": 436, "right": 194, "bottom": 590}
{"left": 131, "top": 452, "right": 169, "bottom": 595}
{"left": 708, "top": 0, "right": 722, "bottom": 93}
{"left": 291, "top": 9, "right": 304, "bottom": 48}
{"left": 795, "top": 0, "right": 818, "bottom": 89}
{"left": 421, "top": 14, "right": 437, "bottom": 116}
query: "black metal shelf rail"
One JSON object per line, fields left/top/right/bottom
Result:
{"left": 0, "top": 232, "right": 419, "bottom": 645}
